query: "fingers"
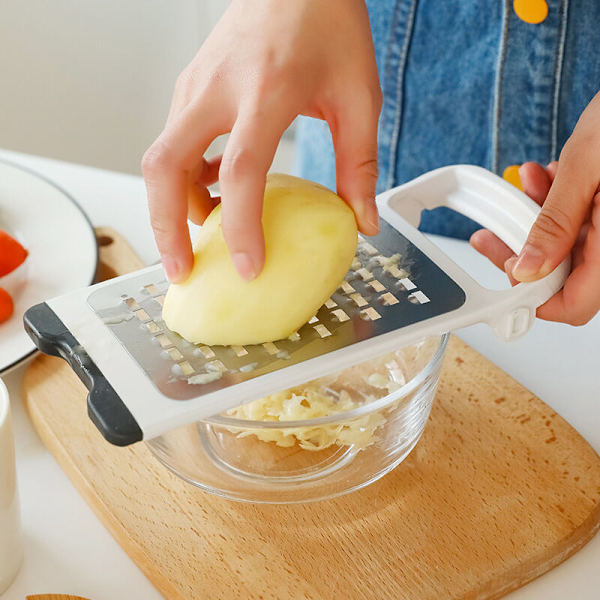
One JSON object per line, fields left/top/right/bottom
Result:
{"left": 537, "top": 192, "right": 600, "bottom": 325}
{"left": 518, "top": 162, "right": 552, "bottom": 206}
{"left": 219, "top": 109, "right": 292, "bottom": 280}
{"left": 470, "top": 229, "right": 519, "bottom": 286}
{"left": 510, "top": 144, "right": 599, "bottom": 283}
{"left": 329, "top": 91, "right": 381, "bottom": 236}
{"left": 142, "top": 100, "right": 224, "bottom": 282}
{"left": 142, "top": 145, "right": 192, "bottom": 283}
{"left": 470, "top": 229, "right": 515, "bottom": 270}
{"left": 473, "top": 161, "right": 554, "bottom": 285}
{"left": 187, "top": 156, "right": 222, "bottom": 225}
{"left": 545, "top": 161, "right": 558, "bottom": 181}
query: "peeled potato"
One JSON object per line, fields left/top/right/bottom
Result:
{"left": 162, "top": 174, "right": 358, "bottom": 345}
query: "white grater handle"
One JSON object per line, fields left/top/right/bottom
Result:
{"left": 377, "top": 165, "right": 571, "bottom": 340}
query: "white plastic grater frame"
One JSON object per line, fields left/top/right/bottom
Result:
{"left": 35, "top": 165, "right": 569, "bottom": 441}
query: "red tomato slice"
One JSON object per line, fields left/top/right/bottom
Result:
{"left": 0, "top": 230, "right": 28, "bottom": 277}
{"left": 0, "top": 287, "right": 14, "bottom": 323}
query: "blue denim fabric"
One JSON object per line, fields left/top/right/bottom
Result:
{"left": 295, "top": 0, "right": 600, "bottom": 239}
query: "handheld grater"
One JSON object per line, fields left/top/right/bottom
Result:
{"left": 23, "top": 166, "right": 569, "bottom": 446}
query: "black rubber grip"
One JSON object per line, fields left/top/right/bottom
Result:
{"left": 23, "top": 302, "right": 143, "bottom": 446}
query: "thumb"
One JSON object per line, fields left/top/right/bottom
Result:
{"left": 329, "top": 96, "right": 381, "bottom": 235}
{"left": 511, "top": 146, "right": 597, "bottom": 282}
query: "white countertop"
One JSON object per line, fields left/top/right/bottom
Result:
{"left": 1, "top": 148, "right": 598, "bottom": 600}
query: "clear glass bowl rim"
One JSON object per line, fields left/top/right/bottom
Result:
{"left": 200, "top": 333, "right": 449, "bottom": 430}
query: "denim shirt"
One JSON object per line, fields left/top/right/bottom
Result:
{"left": 295, "top": 0, "right": 600, "bottom": 238}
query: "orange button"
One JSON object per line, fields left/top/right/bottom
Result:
{"left": 513, "top": 0, "right": 548, "bottom": 24}
{"left": 503, "top": 165, "right": 524, "bottom": 190}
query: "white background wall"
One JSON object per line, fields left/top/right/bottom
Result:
{"left": 0, "top": 0, "right": 231, "bottom": 174}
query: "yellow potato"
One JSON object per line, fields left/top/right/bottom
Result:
{"left": 162, "top": 174, "right": 358, "bottom": 345}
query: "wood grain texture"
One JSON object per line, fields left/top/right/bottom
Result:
{"left": 21, "top": 227, "right": 600, "bottom": 600}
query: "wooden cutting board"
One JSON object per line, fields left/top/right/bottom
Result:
{"left": 22, "top": 227, "right": 600, "bottom": 600}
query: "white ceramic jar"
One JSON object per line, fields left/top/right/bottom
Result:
{"left": 0, "top": 378, "right": 23, "bottom": 593}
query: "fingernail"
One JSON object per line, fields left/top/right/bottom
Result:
{"left": 367, "top": 211, "right": 380, "bottom": 233}
{"left": 361, "top": 201, "right": 379, "bottom": 234}
{"left": 504, "top": 256, "right": 518, "bottom": 275}
{"left": 232, "top": 252, "right": 257, "bottom": 281}
{"left": 512, "top": 245, "right": 547, "bottom": 281}
{"left": 162, "top": 256, "right": 181, "bottom": 283}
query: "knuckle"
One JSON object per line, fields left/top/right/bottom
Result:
{"left": 220, "top": 148, "right": 260, "bottom": 181}
{"left": 175, "top": 69, "right": 195, "bottom": 92}
{"left": 220, "top": 221, "right": 246, "bottom": 240}
{"left": 533, "top": 204, "right": 574, "bottom": 241}
{"left": 354, "top": 85, "right": 383, "bottom": 115}
{"left": 560, "top": 132, "right": 596, "bottom": 165}
{"left": 356, "top": 156, "right": 379, "bottom": 180}
{"left": 148, "top": 215, "right": 173, "bottom": 245}
{"left": 567, "top": 313, "right": 591, "bottom": 327}
{"left": 141, "top": 141, "right": 173, "bottom": 178}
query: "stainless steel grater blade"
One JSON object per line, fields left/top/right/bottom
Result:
{"left": 23, "top": 166, "right": 569, "bottom": 446}
{"left": 86, "top": 221, "right": 465, "bottom": 402}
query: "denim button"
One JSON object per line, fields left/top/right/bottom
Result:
{"left": 503, "top": 165, "right": 523, "bottom": 191}
{"left": 513, "top": 0, "right": 549, "bottom": 24}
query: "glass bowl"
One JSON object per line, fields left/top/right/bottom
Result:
{"left": 146, "top": 334, "right": 448, "bottom": 503}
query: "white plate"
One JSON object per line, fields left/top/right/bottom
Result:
{"left": 0, "top": 159, "right": 97, "bottom": 374}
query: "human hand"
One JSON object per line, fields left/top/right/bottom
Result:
{"left": 142, "top": 0, "right": 381, "bottom": 283}
{"left": 471, "top": 93, "right": 600, "bottom": 325}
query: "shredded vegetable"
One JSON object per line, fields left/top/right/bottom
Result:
{"left": 226, "top": 356, "right": 406, "bottom": 451}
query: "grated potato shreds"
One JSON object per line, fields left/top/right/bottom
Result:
{"left": 226, "top": 358, "right": 404, "bottom": 451}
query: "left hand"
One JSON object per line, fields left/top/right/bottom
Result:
{"left": 470, "top": 93, "right": 600, "bottom": 326}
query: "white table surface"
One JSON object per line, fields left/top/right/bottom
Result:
{"left": 0, "top": 148, "right": 598, "bottom": 600}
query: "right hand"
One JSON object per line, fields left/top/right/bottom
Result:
{"left": 142, "top": 0, "right": 382, "bottom": 283}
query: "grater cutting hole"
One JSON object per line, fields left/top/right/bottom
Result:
{"left": 102, "top": 313, "right": 134, "bottom": 325}
{"left": 231, "top": 345, "right": 248, "bottom": 357}
{"left": 324, "top": 298, "right": 337, "bottom": 309}
{"left": 240, "top": 362, "right": 259, "bottom": 373}
{"left": 168, "top": 348, "right": 184, "bottom": 361}
{"left": 288, "top": 332, "right": 301, "bottom": 342}
{"left": 124, "top": 297, "right": 140, "bottom": 310}
{"left": 314, "top": 324, "right": 332, "bottom": 338}
{"left": 155, "top": 333, "right": 172, "bottom": 348}
{"left": 194, "top": 346, "right": 216, "bottom": 359}
{"left": 262, "top": 342, "right": 279, "bottom": 355}
{"left": 398, "top": 278, "right": 417, "bottom": 291}
{"left": 308, "top": 316, "right": 319, "bottom": 324}
{"left": 188, "top": 371, "right": 222, "bottom": 385}
{"left": 349, "top": 293, "right": 368, "bottom": 307}
{"left": 360, "top": 307, "right": 381, "bottom": 320}
{"left": 351, "top": 257, "right": 361, "bottom": 270}
{"left": 341, "top": 281, "right": 355, "bottom": 294}
{"left": 146, "top": 321, "right": 161, "bottom": 334}
{"left": 380, "top": 292, "right": 399, "bottom": 306}
{"left": 173, "top": 361, "right": 194, "bottom": 377}
{"left": 384, "top": 265, "right": 406, "bottom": 278}
{"left": 331, "top": 309, "right": 350, "bottom": 323}
{"left": 135, "top": 309, "right": 151, "bottom": 322}
{"left": 376, "top": 253, "right": 402, "bottom": 267}
{"left": 154, "top": 295, "right": 165, "bottom": 306}
{"left": 359, "top": 241, "right": 378, "bottom": 255}
{"left": 408, "top": 291, "right": 430, "bottom": 304}
{"left": 144, "top": 283, "right": 160, "bottom": 296}
{"left": 206, "top": 360, "right": 227, "bottom": 373}
{"left": 368, "top": 280, "right": 386, "bottom": 293}
{"left": 356, "top": 268, "right": 373, "bottom": 282}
